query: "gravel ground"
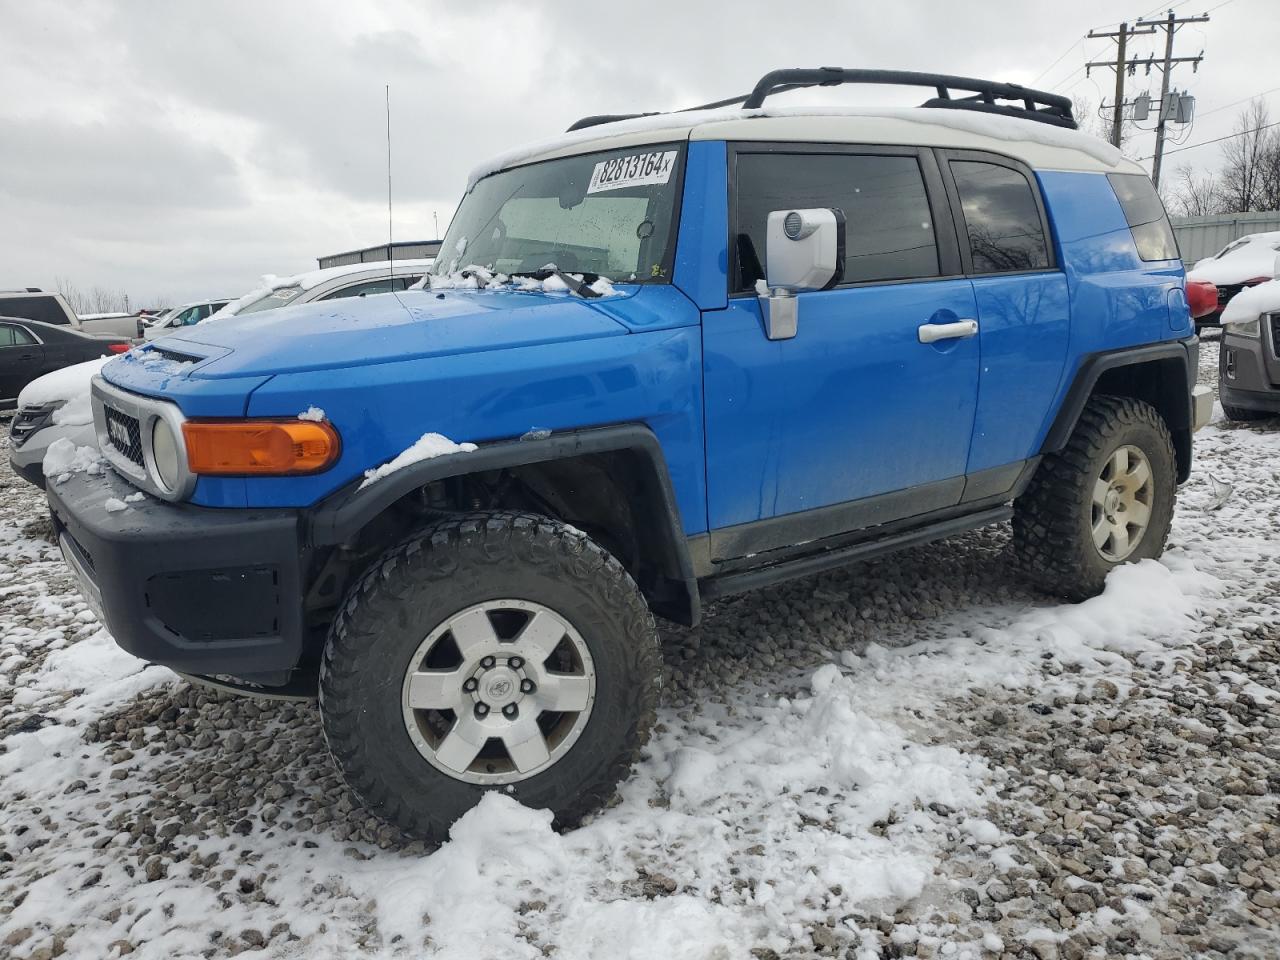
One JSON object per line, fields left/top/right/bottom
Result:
{"left": 0, "top": 337, "right": 1277, "bottom": 960}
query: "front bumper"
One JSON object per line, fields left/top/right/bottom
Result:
{"left": 9, "top": 418, "right": 98, "bottom": 490}
{"left": 46, "top": 467, "right": 311, "bottom": 685}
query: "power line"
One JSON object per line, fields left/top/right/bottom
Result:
{"left": 1198, "top": 85, "right": 1280, "bottom": 118}
{"left": 1137, "top": 118, "right": 1280, "bottom": 160}
{"left": 1032, "top": 35, "right": 1086, "bottom": 86}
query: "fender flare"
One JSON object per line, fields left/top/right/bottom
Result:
{"left": 1041, "top": 339, "right": 1197, "bottom": 481}
{"left": 306, "top": 423, "right": 701, "bottom": 624}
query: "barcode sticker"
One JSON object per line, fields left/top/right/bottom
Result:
{"left": 587, "top": 151, "right": 677, "bottom": 193}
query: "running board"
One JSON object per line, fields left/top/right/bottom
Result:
{"left": 699, "top": 505, "right": 1012, "bottom": 601}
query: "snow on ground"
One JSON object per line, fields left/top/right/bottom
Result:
{"left": 0, "top": 338, "right": 1277, "bottom": 960}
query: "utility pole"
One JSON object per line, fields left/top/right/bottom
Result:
{"left": 1088, "top": 21, "right": 1157, "bottom": 148}
{"left": 1142, "top": 10, "right": 1209, "bottom": 189}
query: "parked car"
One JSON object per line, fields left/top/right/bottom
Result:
{"left": 1, "top": 317, "right": 130, "bottom": 412}
{"left": 1218, "top": 259, "right": 1280, "bottom": 421}
{"left": 208, "top": 260, "right": 432, "bottom": 322}
{"left": 142, "top": 299, "right": 232, "bottom": 341}
{"left": 8, "top": 263, "right": 432, "bottom": 486}
{"left": 7, "top": 356, "right": 107, "bottom": 486}
{"left": 0, "top": 289, "right": 140, "bottom": 338}
{"left": 1186, "top": 231, "right": 1280, "bottom": 325}
{"left": 46, "top": 67, "right": 1210, "bottom": 842}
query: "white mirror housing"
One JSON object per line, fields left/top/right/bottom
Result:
{"left": 765, "top": 208, "right": 845, "bottom": 293}
{"left": 758, "top": 208, "right": 845, "bottom": 340}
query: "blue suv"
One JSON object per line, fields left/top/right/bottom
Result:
{"left": 46, "top": 69, "right": 1212, "bottom": 840}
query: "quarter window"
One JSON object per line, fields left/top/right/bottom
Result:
{"left": 733, "top": 152, "right": 940, "bottom": 292}
{"left": 950, "top": 161, "right": 1051, "bottom": 274}
{"left": 1108, "top": 173, "right": 1179, "bottom": 262}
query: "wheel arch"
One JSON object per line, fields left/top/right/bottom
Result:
{"left": 1041, "top": 340, "right": 1197, "bottom": 483}
{"left": 307, "top": 424, "right": 701, "bottom": 626}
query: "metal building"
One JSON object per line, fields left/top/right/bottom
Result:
{"left": 317, "top": 240, "right": 441, "bottom": 270}
{"left": 1171, "top": 211, "right": 1280, "bottom": 265}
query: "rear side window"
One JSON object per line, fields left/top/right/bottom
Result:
{"left": 733, "top": 152, "right": 940, "bottom": 292}
{"left": 320, "top": 278, "right": 397, "bottom": 301}
{"left": 950, "top": 161, "right": 1051, "bottom": 273}
{"left": 1108, "top": 173, "right": 1179, "bottom": 261}
{"left": 0, "top": 295, "right": 68, "bottom": 325}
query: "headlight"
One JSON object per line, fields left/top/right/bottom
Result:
{"left": 1223, "top": 313, "right": 1261, "bottom": 338}
{"left": 151, "top": 417, "right": 181, "bottom": 491}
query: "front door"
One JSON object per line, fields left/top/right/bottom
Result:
{"left": 703, "top": 145, "right": 980, "bottom": 558}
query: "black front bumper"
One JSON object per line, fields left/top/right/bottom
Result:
{"left": 46, "top": 469, "right": 312, "bottom": 685}
{"left": 1220, "top": 382, "right": 1280, "bottom": 414}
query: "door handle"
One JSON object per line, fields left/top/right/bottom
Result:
{"left": 918, "top": 319, "right": 978, "bottom": 344}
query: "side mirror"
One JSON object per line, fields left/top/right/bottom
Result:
{"left": 759, "top": 208, "right": 845, "bottom": 340}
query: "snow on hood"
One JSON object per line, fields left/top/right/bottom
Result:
{"left": 163, "top": 284, "right": 631, "bottom": 378}
{"left": 469, "top": 104, "right": 1124, "bottom": 187}
{"left": 1187, "top": 232, "right": 1280, "bottom": 286}
{"left": 1221, "top": 278, "right": 1280, "bottom": 326}
{"left": 16, "top": 357, "right": 110, "bottom": 410}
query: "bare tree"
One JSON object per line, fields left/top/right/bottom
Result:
{"left": 1167, "top": 164, "right": 1224, "bottom": 217}
{"left": 1072, "top": 96, "right": 1130, "bottom": 152}
{"left": 52, "top": 275, "right": 135, "bottom": 315}
{"left": 1219, "top": 100, "right": 1274, "bottom": 213}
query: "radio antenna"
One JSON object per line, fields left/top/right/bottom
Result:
{"left": 385, "top": 84, "right": 394, "bottom": 280}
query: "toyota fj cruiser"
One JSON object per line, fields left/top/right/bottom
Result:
{"left": 46, "top": 68, "right": 1213, "bottom": 840}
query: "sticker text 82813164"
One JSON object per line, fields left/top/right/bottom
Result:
{"left": 587, "top": 151, "right": 678, "bottom": 194}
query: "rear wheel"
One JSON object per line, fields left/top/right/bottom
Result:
{"left": 319, "top": 512, "right": 660, "bottom": 841}
{"left": 1013, "top": 395, "right": 1176, "bottom": 600}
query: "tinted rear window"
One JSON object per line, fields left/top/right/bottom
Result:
{"left": 1108, "top": 173, "right": 1179, "bottom": 262}
{"left": 0, "top": 295, "right": 68, "bottom": 325}
{"left": 950, "top": 161, "right": 1051, "bottom": 273}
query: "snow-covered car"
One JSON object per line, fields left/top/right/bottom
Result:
{"left": 1218, "top": 252, "right": 1280, "bottom": 421}
{"left": 1187, "top": 231, "right": 1280, "bottom": 325}
{"left": 7, "top": 357, "right": 106, "bottom": 487}
{"left": 141, "top": 299, "right": 232, "bottom": 341}
{"left": 210, "top": 260, "right": 432, "bottom": 321}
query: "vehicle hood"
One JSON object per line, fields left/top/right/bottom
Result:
{"left": 147, "top": 287, "right": 634, "bottom": 378}
{"left": 1188, "top": 245, "right": 1280, "bottom": 286}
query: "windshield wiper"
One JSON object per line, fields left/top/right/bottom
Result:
{"left": 510, "top": 268, "right": 602, "bottom": 299}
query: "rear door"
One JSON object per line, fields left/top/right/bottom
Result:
{"left": 937, "top": 151, "right": 1070, "bottom": 477}
{"left": 703, "top": 144, "right": 981, "bottom": 557}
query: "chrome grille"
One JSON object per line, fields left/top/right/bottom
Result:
{"left": 103, "top": 405, "right": 145, "bottom": 467}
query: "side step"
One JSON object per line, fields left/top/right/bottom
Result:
{"left": 699, "top": 505, "right": 1012, "bottom": 601}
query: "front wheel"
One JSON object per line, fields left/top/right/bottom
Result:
{"left": 319, "top": 512, "right": 660, "bottom": 842}
{"left": 1013, "top": 395, "right": 1176, "bottom": 600}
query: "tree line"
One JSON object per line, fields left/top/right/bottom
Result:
{"left": 1167, "top": 100, "right": 1280, "bottom": 217}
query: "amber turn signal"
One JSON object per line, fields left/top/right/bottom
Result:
{"left": 182, "top": 420, "right": 341, "bottom": 475}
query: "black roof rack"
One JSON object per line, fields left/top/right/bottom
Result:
{"left": 567, "top": 67, "right": 1076, "bottom": 132}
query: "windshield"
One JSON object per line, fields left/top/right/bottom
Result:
{"left": 431, "top": 143, "right": 686, "bottom": 283}
{"left": 237, "top": 285, "right": 305, "bottom": 315}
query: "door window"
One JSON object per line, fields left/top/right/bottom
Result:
{"left": 11, "top": 326, "right": 36, "bottom": 345}
{"left": 949, "top": 161, "right": 1051, "bottom": 273}
{"left": 0, "top": 325, "right": 16, "bottom": 347}
{"left": 733, "top": 152, "right": 940, "bottom": 292}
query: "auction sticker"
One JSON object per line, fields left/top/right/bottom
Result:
{"left": 587, "top": 151, "right": 677, "bottom": 193}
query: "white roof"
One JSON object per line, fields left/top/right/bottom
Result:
{"left": 471, "top": 106, "right": 1141, "bottom": 187}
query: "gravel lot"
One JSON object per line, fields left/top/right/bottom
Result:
{"left": 0, "top": 337, "right": 1277, "bottom": 960}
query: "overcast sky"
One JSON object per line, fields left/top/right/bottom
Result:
{"left": 1, "top": 0, "right": 1274, "bottom": 306}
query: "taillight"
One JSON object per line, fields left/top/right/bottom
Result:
{"left": 106, "top": 343, "right": 131, "bottom": 354}
{"left": 182, "top": 420, "right": 341, "bottom": 475}
{"left": 1186, "top": 281, "right": 1218, "bottom": 319}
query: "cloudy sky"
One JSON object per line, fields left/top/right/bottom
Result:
{"left": 1, "top": 0, "right": 1273, "bottom": 306}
